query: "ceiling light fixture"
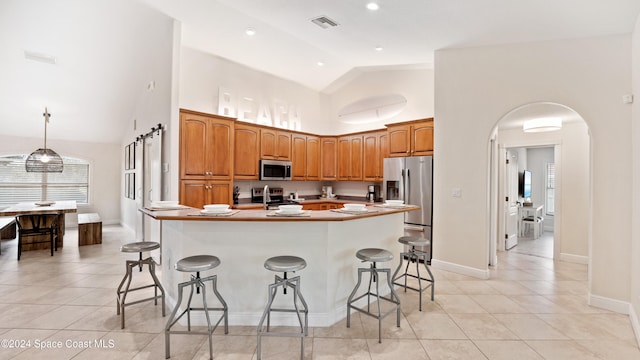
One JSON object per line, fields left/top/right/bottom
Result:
{"left": 375, "top": 46, "right": 383, "bottom": 51}
{"left": 366, "top": 2, "right": 380, "bottom": 10}
{"left": 26, "top": 107, "right": 64, "bottom": 172}
{"left": 245, "top": 27, "right": 256, "bottom": 36}
{"left": 317, "top": 61, "right": 325, "bottom": 66}
{"left": 522, "top": 117, "right": 562, "bottom": 133}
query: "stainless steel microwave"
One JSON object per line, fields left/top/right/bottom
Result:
{"left": 260, "top": 159, "right": 292, "bottom": 180}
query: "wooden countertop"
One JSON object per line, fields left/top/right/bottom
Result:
{"left": 140, "top": 205, "right": 417, "bottom": 222}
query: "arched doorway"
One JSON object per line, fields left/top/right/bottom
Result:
{"left": 488, "top": 102, "right": 590, "bottom": 267}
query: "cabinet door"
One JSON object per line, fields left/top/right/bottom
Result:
{"left": 321, "top": 137, "right": 337, "bottom": 180}
{"left": 261, "top": 129, "right": 291, "bottom": 160}
{"left": 363, "top": 132, "right": 379, "bottom": 181}
{"left": 349, "top": 135, "right": 363, "bottom": 181}
{"left": 412, "top": 121, "right": 434, "bottom": 155}
{"left": 208, "top": 119, "right": 233, "bottom": 179}
{"left": 379, "top": 131, "right": 388, "bottom": 180}
{"left": 276, "top": 131, "right": 292, "bottom": 160}
{"left": 180, "top": 180, "right": 207, "bottom": 209}
{"left": 209, "top": 182, "right": 232, "bottom": 205}
{"left": 234, "top": 124, "right": 260, "bottom": 179}
{"left": 180, "top": 114, "right": 208, "bottom": 179}
{"left": 260, "top": 128, "right": 277, "bottom": 159}
{"left": 305, "top": 136, "right": 320, "bottom": 180}
{"left": 337, "top": 136, "right": 351, "bottom": 180}
{"left": 291, "top": 133, "right": 307, "bottom": 180}
{"left": 387, "top": 124, "right": 411, "bottom": 157}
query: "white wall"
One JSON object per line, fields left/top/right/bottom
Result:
{"left": 326, "top": 68, "right": 435, "bottom": 135}
{"left": 0, "top": 135, "right": 120, "bottom": 225}
{"left": 630, "top": 12, "right": 640, "bottom": 339}
{"left": 435, "top": 35, "right": 632, "bottom": 305}
{"left": 118, "top": 8, "right": 175, "bottom": 232}
{"left": 179, "top": 47, "right": 330, "bottom": 134}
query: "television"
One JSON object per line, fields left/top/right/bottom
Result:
{"left": 522, "top": 170, "right": 532, "bottom": 198}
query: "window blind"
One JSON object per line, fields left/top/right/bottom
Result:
{"left": 546, "top": 162, "right": 555, "bottom": 215}
{"left": 0, "top": 155, "right": 89, "bottom": 206}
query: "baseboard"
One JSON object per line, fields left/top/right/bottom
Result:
{"left": 630, "top": 305, "right": 640, "bottom": 349}
{"left": 430, "top": 258, "right": 490, "bottom": 279}
{"left": 559, "top": 252, "right": 589, "bottom": 264}
{"left": 588, "top": 293, "right": 630, "bottom": 314}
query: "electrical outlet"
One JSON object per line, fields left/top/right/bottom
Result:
{"left": 451, "top": 188, "right": 462, "bottom": 198}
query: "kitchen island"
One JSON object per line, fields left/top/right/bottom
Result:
{"left": 140, "top": 205, "right": 417, "bottom": 327}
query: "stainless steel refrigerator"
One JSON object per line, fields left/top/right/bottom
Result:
{"left": 383, "top": 156, "right": 433, "bottom": 261}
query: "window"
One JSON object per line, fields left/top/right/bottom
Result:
{"left": 0, "top": 154, "right": 89, "bottom": 206}
{"left": 545, "top": 162, "right": 555, "bottom": 215}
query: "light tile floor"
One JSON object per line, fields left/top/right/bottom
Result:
{"left": 0, "top": 225, "right": 638, "bottom": 359}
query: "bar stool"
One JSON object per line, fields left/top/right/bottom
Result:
{"left": 116, "top": 241, "right": 165, "bottom": 329}
{"left": 392, "top": 236, "right": 435, "bottom": 311}
{"left": 165, "top": 255, "right": 228, "bottom": 360}
{"left": 257, "top": 255, "right": 309, "bottom": 360}
{"left": 347, "top": 248, "right": 401, "bottom": 343}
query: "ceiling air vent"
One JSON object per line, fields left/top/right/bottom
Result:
{"left": 311, "top": 16, "right": 339, "bottom": 29}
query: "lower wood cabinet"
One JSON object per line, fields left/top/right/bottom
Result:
{"left": 301, "top": 202, "right": 340, "bottom": 210}
{"left": 180, "top": 180, "right": 232, "bottom": 208}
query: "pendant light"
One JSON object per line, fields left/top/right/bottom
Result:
{"left": 25, "top": 107, "right": 63, "bottom": 172}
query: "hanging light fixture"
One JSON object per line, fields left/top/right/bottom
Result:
{"left": 26, "top": 107, "right": 63, "bottom": 172}
{"left": 522, "top": 117, "right": 562, "bottom": 133}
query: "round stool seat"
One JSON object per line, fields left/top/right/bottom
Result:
{"left": 398, "top": 236, "right": 430, "bottom": 247}
{"left": 264, "top": 255, "right": 306, "bottom": 272}
{"left": 356, "top": 248, "right": 393, "bottom": 263}
{"left": 175, "top": 255, "right": 221, "bottom": 273}
{"left": 120, "top": 241, "right": 160, "bottom": 253}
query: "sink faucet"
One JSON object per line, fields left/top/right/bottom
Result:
{"left": 263, "top": 184, "right": 270, "bottom": 210}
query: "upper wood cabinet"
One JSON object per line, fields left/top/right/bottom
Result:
{"left": 234, "top": 123, "right": 260, "bottom": 180}
{"left": 338, "top": 135, "right": 363, "bottom": 181}
{"left": 321, "top": 137, "right": 338, "bottom": 180}
{"left": 363, "top": 130, "right": 387, "bottom": 181}
{"left": 180, "top": 111, "right": 234, "bottom": 180}
{"left": 387, "top": 118, "right": 434, "bottom": 157}
{"left": 292, "top": 134, "right": 320, "bottom": 181}
{"left": 260, "top": 128, "right": 291, "bottom": 160}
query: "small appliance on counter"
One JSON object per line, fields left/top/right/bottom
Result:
{"left": 321, "top": 185, "right": 335, "bottom": 198}
{"left": 367, "top": 185, "right": 381, "bottom": 203}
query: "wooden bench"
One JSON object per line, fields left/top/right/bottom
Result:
{"left": 0, "top": 217, "right": 17, "bottom": 254}
{"left": 78, "top": 213, "right": 102, "bottom": 246}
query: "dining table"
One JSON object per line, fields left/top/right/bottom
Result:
{"left": 0, "top": 200, "right": 78, "bottom": 249}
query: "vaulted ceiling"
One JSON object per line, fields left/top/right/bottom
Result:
{"left": 1, "top": 0, "right": 639, "bottom": 143}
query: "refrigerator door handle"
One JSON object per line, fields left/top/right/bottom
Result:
{"left": 401, "top": 169, "right": 406, "bottom": 202}
{"left": 406, "top": 169, "right": 410, "bottom": 203}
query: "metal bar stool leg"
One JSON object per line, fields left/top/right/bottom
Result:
{"left": 165, "top": 255, "right": 228, "bottom": 360}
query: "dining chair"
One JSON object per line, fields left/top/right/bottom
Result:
{"left": 16, "top": 214, "right": 58, "bottom": 260}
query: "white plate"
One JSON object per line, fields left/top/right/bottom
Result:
{"left": 276, "top": 209, "right": 303, "bottom": 215}
{"left": 342, "top": 207, "right": 368, "bottom": 212}
{"left": 201, "top": 209, "right": 233, "bottom": 215}
{"left": 152, "top": 201, "right": 179, "bottom": 208}
{"left": 384, "top": 200, "right": 404, "bottom": 206}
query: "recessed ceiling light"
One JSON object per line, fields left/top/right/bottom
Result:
{"left": 366, "top": 3, "right": 380, "bottom": 10}
{"left": 375, "top": 46, "right": 383, "bottom": 51}
{"left": 245, "top": 28, "right": 256, "bottom": 36}
{"left": 317, "top": 61, "right": 325, "bottom": 66}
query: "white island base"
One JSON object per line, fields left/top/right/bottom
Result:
{"left": 159, "top": 212, "right": 405, "bottom": 327}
